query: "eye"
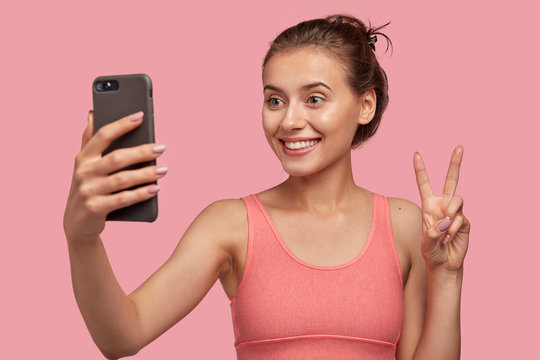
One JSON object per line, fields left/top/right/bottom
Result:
{"left": 266, "top": 97, "right": 284, "bottom": 107}
{"left": 308, "top": 96, "right": 324, "bottom": 105}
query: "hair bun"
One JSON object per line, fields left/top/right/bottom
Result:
{"left": 327, "top": 14, "right": 390, "bottom": 53}
{"left": 368, "top": 35, "right": 377, "bottom": 50}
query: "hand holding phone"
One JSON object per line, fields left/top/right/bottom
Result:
{"left": 63, "top": 110, "right": 166, "bottom": 242}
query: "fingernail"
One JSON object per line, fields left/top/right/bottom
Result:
{"left": 437, "top": 216, "right": 451, "bottom": 232}
{"left": 155, "top": 166, "right": 168, "bottom": 175}
{"left": 148, "top": 185, "right": 160, "bottom": 194}
{"left": 152, "top": 144, "right": 166, "bottom": 154}
{"left": 443, "top": 234, "right": 451, "bottom": 244}
{"left": 130, "top": 111, "right": 144, "bottom": 122}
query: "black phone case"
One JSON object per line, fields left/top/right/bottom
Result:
{"left": 92, "top": 73, "right": 158, "bottom": 222}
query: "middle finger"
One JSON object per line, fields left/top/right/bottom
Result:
{"left": 95, "top": 165, "right": 168, "bottom": 195}
{"left": 445, "top": 194, "right": 464, "bottom": 219}
{"left": 93, "top": 143, "right": 166, "bottom": 175}
{"left": 442, "top": 145, "right": 464, "bottom": 196}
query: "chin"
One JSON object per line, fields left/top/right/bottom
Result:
{"left": 281, "top": 163, "right": 321, "bottom": 177}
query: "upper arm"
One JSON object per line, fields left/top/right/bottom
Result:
{"left": 390, "top": 197, "right": 426, "bottom": 360}
{"left": 127, "top": 198, "right": 246, "bottom": 352}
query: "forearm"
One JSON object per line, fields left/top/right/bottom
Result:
{"left": 67, "top": 236, "right": 141, "bottom": 359}
{"left": 413, "top": 268, "right": 463, "bottom": 360}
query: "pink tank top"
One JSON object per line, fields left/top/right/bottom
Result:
{"left": 230, "top": 192, "right": 403, "bottom": 360}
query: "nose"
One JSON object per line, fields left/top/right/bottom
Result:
{"left": 280, "top": 101, "right": 307, "bottom": 132}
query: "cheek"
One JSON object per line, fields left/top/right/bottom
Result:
{"left": 315, "top": 107, "right": 357, "bottom": 139}
{"left": 262, "top": 110, "right": 280, "bottom": 136}
{"left": 261, "top": 112, "right": 279, "bottom": 151}
{"left": 262, "top": 119, "right": 283, "bottom": 160}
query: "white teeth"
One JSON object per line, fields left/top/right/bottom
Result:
{"left": 284, "top": 139, "right": 320, "bottom": 150}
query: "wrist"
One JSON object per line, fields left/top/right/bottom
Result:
{"left": 65, "top": 230, "right": 101, "bottom": 247}
{"left": 426, "top": 265, "right": 463, "bottom": 282}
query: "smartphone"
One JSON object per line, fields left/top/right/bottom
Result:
{"left": 92, "top": 73, "right": 158, "bottom": 222}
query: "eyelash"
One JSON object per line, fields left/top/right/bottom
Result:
{"left": 266, "top": 98, "right": 284, "bottom": 107}
{"left": 308, "top": 96, "right": 324, "bottom": 105}
{"left": 266, "top": 96, "right": 325, "bottom": 107}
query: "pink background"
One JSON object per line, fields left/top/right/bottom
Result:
{"left": 1, "top": 0, "right": 538, "bottom": 358}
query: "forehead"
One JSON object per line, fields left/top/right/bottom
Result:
{"left": 262, "top": 48, "right": 348, "bottom": 90}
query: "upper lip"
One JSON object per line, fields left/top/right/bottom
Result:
{"left": 279, "top": 137, "right": 321, "bottom": 142}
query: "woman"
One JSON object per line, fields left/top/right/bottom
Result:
{"left": 64, "top": 14, "right": 470, "bottom": 360}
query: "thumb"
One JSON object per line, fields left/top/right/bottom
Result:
{"left": 81, "top": 110, "right": 94, "bottom": 150}
{"left": 426, "top": 216, "right": 451, "bottom": 243}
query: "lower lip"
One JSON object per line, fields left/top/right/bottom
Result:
{"left": 280, "top": 141, "right": 319, "bottom": 157}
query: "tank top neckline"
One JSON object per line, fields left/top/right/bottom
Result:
{"left": 250, "top": 192, "right": 379, "bottom": 271}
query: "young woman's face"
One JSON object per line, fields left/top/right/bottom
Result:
{"left": 262, "top": 48, "right": 374, "bottom": 177}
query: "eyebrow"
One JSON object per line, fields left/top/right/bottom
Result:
{"left": 263, "top": 82, "right": 333, "bottom": 93}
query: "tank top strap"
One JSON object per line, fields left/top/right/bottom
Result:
{"left": 373, "top": 193, "right": 404, "bottom": 289}
{"left": 240, "top": 194, "right": 271, "bottom": 243}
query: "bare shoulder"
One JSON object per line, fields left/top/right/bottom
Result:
{"left": 387, "top": 197, "right": 422, "bottom": 239}
{"left": 195, "top": 198, "right": 247, "bottom": 250}
{"left": 387, "top": 197, "right": 423, "bottom": 279}
{"left": 198, "top": 198, "right": 247, "bottom": 230}
{"left": 175, "top": 198, "right": 247, "bottom": 277}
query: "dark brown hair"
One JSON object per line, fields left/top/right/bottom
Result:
{"left": 263, "top": 14, "right": 392, "bottom": 148}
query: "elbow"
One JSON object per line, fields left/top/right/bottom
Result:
{"left": 100, "top": 348, "right": 139, "bottom": 360}
{"left": 98, "top": 341, "right": 141, "bottom": 360}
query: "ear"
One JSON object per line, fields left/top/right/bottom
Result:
{"left": 357, "top": 89, "right": 377, "bottom": 125}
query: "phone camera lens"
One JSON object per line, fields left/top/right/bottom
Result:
{"left": 96, "top": 80, "right": 118, "bottom": 92}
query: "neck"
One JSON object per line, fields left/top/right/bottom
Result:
{"left": 280, "top": 151, "right": 359, "bottom": 213}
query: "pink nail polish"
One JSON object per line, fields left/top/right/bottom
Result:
{"left": 443, "top": 234, "right": 451, "bottom": 244}
{"left": 152, "top": 144, "right": 166, "bottom": 154}
{"left": 155, "top": 167, "right": 168, "bottom": 175}
{"left": 148, "top": 185, "right": 160, "bottom": 194}
{"left": 437, "top": 216, "right": 451, "bottom": 232}
{"left": 130, "top": 111, "right": 144, "bottom": 121}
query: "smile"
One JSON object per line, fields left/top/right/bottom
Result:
{"left": 282, "top": 139, "right": 320, "bottom": 150}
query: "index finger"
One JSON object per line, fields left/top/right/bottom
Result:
{"left": 80, "top": 110, "right": 94, "bottom": 150}
{"left": 81, "top": 111, "right": 144, "bottom": 157}
{"left": 442, "top": 145, "right": 464, "bottom": 196}
{"left": 413, "top": 151, "right": 434, "bottom": 201}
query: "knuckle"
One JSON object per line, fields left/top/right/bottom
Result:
{"left": 84, "top": 199, "right": 102, "bottom": 215}
{"left": 108, "top": 152, "right": 123, "bottom": 167}
{"left": 74, "top": 168, "right": 90, "bottom": 184}
{"left": 113, "top": 173, "right": 130, "bottom": 189}
{"left": 74, "top": 153, "right": 84, "bottom": 167}
{"left": 138, "top": 145, "right": 149, "bottom": 158}
{"left": 79, "top": 184, "right": 92, "bottom": 200}
{"left": 429, "top": 227, "right": 439, "bottom": 238}
{"left": 96, "top": 127, "right": 113, "bottom": 143}
{"left": 74, "top": 170, "right": 85, "bottom": 184}
{"left": 116, "top": 191, "right": 132, "bottom": 207}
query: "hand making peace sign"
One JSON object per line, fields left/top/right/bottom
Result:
{"left": 413, "top": 145, "right": 470, "bottom": 273}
